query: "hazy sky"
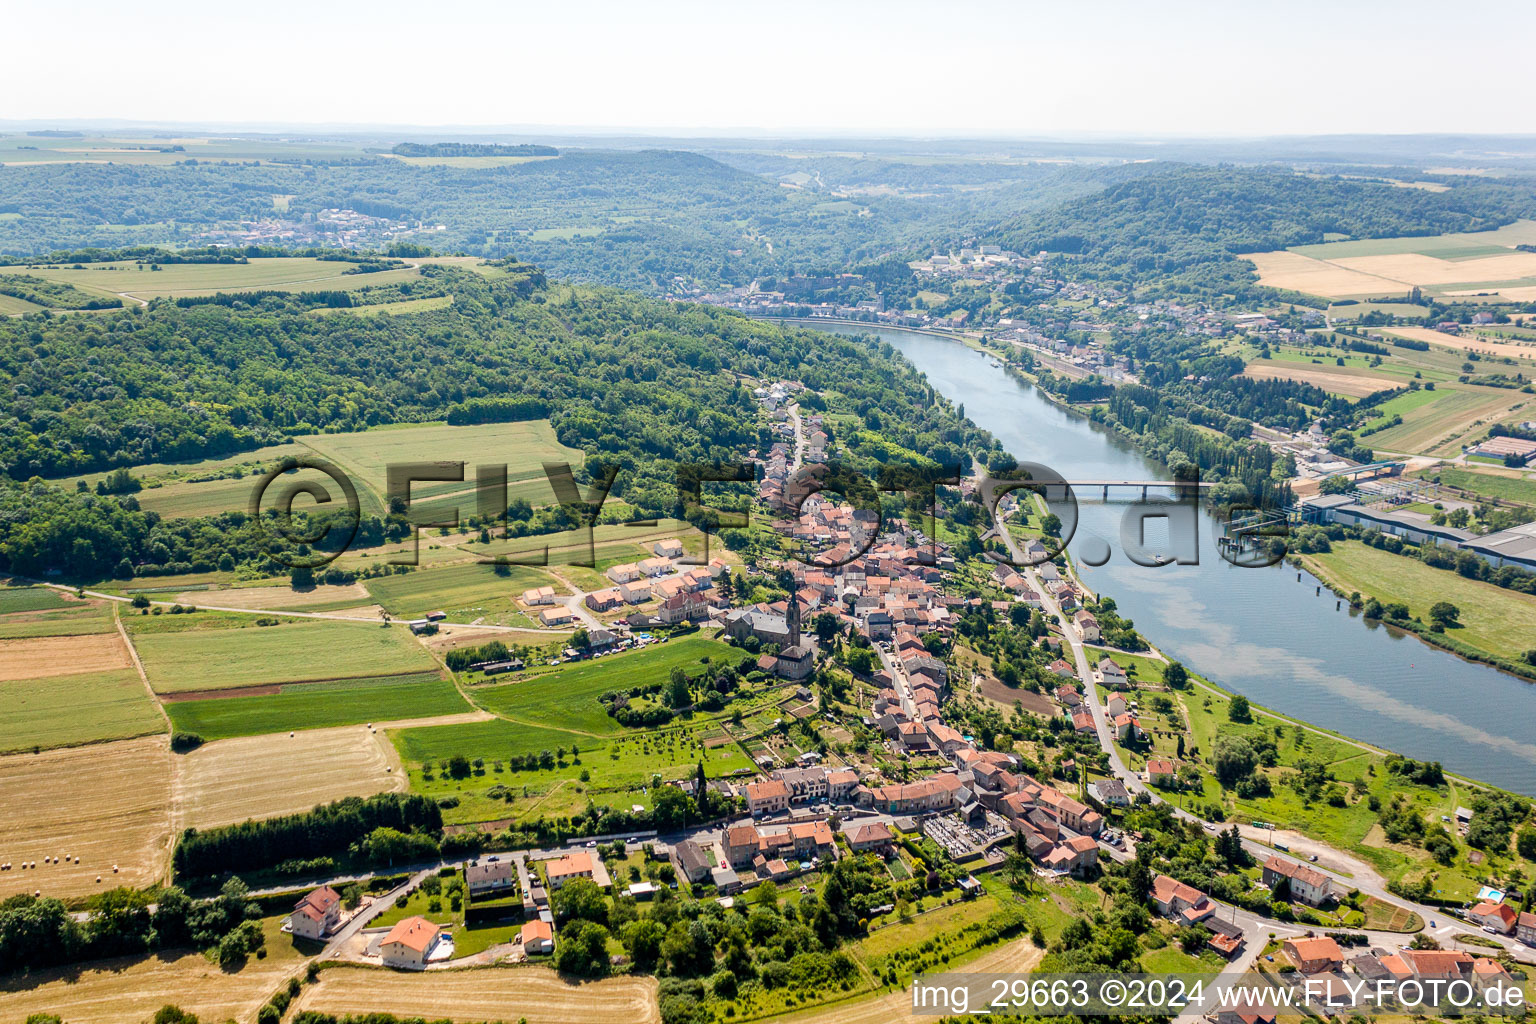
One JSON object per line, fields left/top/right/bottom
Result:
{"left": 8, "top": 0, "right": 1535, "bottom": 136}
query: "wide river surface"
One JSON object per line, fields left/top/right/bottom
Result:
{"left": 815, "top": 322, "right": 1536, "bottom": 795}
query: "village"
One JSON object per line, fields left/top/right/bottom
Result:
{"left": 260, "top": 379, "right": 1536, "bottom": 1024}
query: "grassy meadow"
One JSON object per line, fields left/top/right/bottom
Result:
{"left": 1113, "top": 665, "right": 1536, "bottom": 901}
{"left": 0, "top": 603, "right": 115, "bottom": 639}
{"left": 163, "top": 671, "right": 469, "bottom": 740}
{"left": 0, "top": 258, "right": 424, "bottom": 303}
{"left": 129, "top": 616, "right": 437, "bottom": 693}
{"left": 364, "top": 562, "right": 551, "bottom": 623}
{"left": 1298, "top": 540, "right": 1536, "bottom": 661}
{"left": 1, "top": 669, "right": 165, "bottom": 752}
{"left": 470, "top": 635, "right": 737, "bottom": 734}
{"left": 1416, "top": 466, "right": 1536, "bottom": 505}
{"left": 0, "top": 586, "right": 73, "bottom": 614}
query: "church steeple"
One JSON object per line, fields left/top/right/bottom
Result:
{"left": 788, "top": 594, "right": 801, "bottom": 648}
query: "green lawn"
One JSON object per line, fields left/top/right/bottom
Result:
{"left": 163, "top": 671, "right": 469, "bottom": 740}
{"left": 0, "top": 587, "right": 72, "bottom": 613}
{"left": 132, "top": 618, "right": 437, "bottom": 693}
{"left": 471, "top": 635, "right": 738, "bottom": 734}
{"left": 1300, "top": 540, "right": 1536, "bottom": 660}
{"left": 0, "top": 669, "right": 165, "bottom": 752}
{"left": 1139, "top": 943, "right": 1221, "bottom": 973}
{"left": 1084, "top": 645, "right": 1167, "bottom": 683}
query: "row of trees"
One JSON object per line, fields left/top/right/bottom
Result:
{"left": 0, "top": 878, "right": 260, "bottom": 974}
{"left": 172, "top": 792, "right": 443, "bottom": 881}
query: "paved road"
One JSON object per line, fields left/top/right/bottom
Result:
{"left": 788, "top": 402, "right": 806, "bottom": 471}
{"left": 319, "top": 867, "right": 435, "bottom": 960}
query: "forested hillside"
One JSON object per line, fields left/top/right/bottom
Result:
{"left": 0, "top": 150, "right": 991, "bottom": 290}
{"left": 997, "top": 164, "right": 1536, "bottom": 300}
{"left": 0, "top": 264, "right": 999, "bottom": 580}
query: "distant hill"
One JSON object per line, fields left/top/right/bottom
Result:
{"left": 391, "top": 142, "right": 558, "bottom": 158}
{"left": 994, "top": 164, "right": 1536, "bottom": 300}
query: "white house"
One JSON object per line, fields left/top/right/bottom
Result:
{"left": 286, "top": 885, "right": 342, "bottom": 940}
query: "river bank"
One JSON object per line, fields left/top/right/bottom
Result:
{"left": 810, "top": 320, "right": 1536, "bottom": 795}
{"left": 1292, "top": 547, "right": 1536, "bottom": 683}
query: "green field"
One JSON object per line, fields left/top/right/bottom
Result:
{"left": 137, "top": 475, "right": 273, "bottom": 519}
{"left": 163, "top": 671, "right": 468, "bottom": 740}
{"left": 1363, "top": 384, "right": 1530, "bottom": 456}
{"left": 1290, "top": 220, "right": 1536, "bottom": 260}
{"left": 0, "top": 669, "right": 165, "bottom": 752}
{"left": 1420, "top": 466, "right": 1536, "bottom": 505}
{"left": 1329, "top": 302, "right": 1440, "bottom": 321}
{"left": 1299, "top": 541, "right": 1536, "bottom": 661}
{"left": 392, "top": 717, "right": 591, "bottom": 764}
{"left": 0, "top": 132, "right": 375, "bottom": 165}
{"left": 131, "top": 618, "right": 437, "bottom": 693}
{"left": 299, "top": 419, "right": 582, "bottom": 517}
{"left": 471, "top": 635, "right": 738, "bottom": 733}
{"left": 0, "top": 603, "right": 114, "bottom": 639}
{"left": 0, "top": 258, "right": 423, "bottom": 303}
{"left": 0, "top": 293, "right": 44, "bottom": 315}
{"left": 0, "top": 587, "right": 72, "bottom": 613}
{"left": 392, "top": 710, "right": 756, "bottom": 825}
{"left": 70, "top": 418, "right": 582, "bottom": 521}
{"left": 364, "top": 562, "right": 551, "bottom": 622}
{"left": 1362, "top": 388, "right": 1445, "bottom": 429}
{"left": 312, "top": 294, "right": 455, "bottom": 317}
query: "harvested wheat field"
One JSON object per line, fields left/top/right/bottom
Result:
{"left": 767, "top": 940, "right": 1044, "bottom": 1024}
{"left": 293, "top": 965, "right": 661, "bottom": 1024}
{"left": 0, "top": 632, "right": 129, "bottom": 681}
{"left": 180, "top": 722, "right": 406, "bottom": 828}
{"left": 0, "top": 736, "right": 173, "bottom": 899}
{"left": 1332, "top": 251, "right": 1536, "bottom": 287}
{"left": 1242, "top": 361, "right": 1397, "bottom": 397}
{"left": 0, "top": 920, "right": 304, "bottom": 1024}
{"left": 176, "top": 582, "right": 372, "bottom": 609}
{"left": 1382, "top": 327, "right": 1536, "bottom": 361}
{"left": 1449, "top": 284, "right": 1536, "bottom": 301}
{"left": 1243, "top": 250, "right": 1406, "bottom": 299}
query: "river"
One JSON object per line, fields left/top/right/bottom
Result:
{"left": 815, "top": 321, "right": 1536, "bottom": 795}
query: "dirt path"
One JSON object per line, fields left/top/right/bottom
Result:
{"left": 1237, "top": 825, "right": 1385, "bottom": 888}
{"left": 114, "top": 605, "right": 179, "bottom": 873}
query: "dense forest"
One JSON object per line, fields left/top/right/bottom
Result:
{"left": 4, "top": 155, "right": 1531, "bottom": 303}
{"left": 0, "top": 151, "right": 967, "bottom": 289}
{"left": 0, "top": 264, "right": 999, "bottom": 580}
